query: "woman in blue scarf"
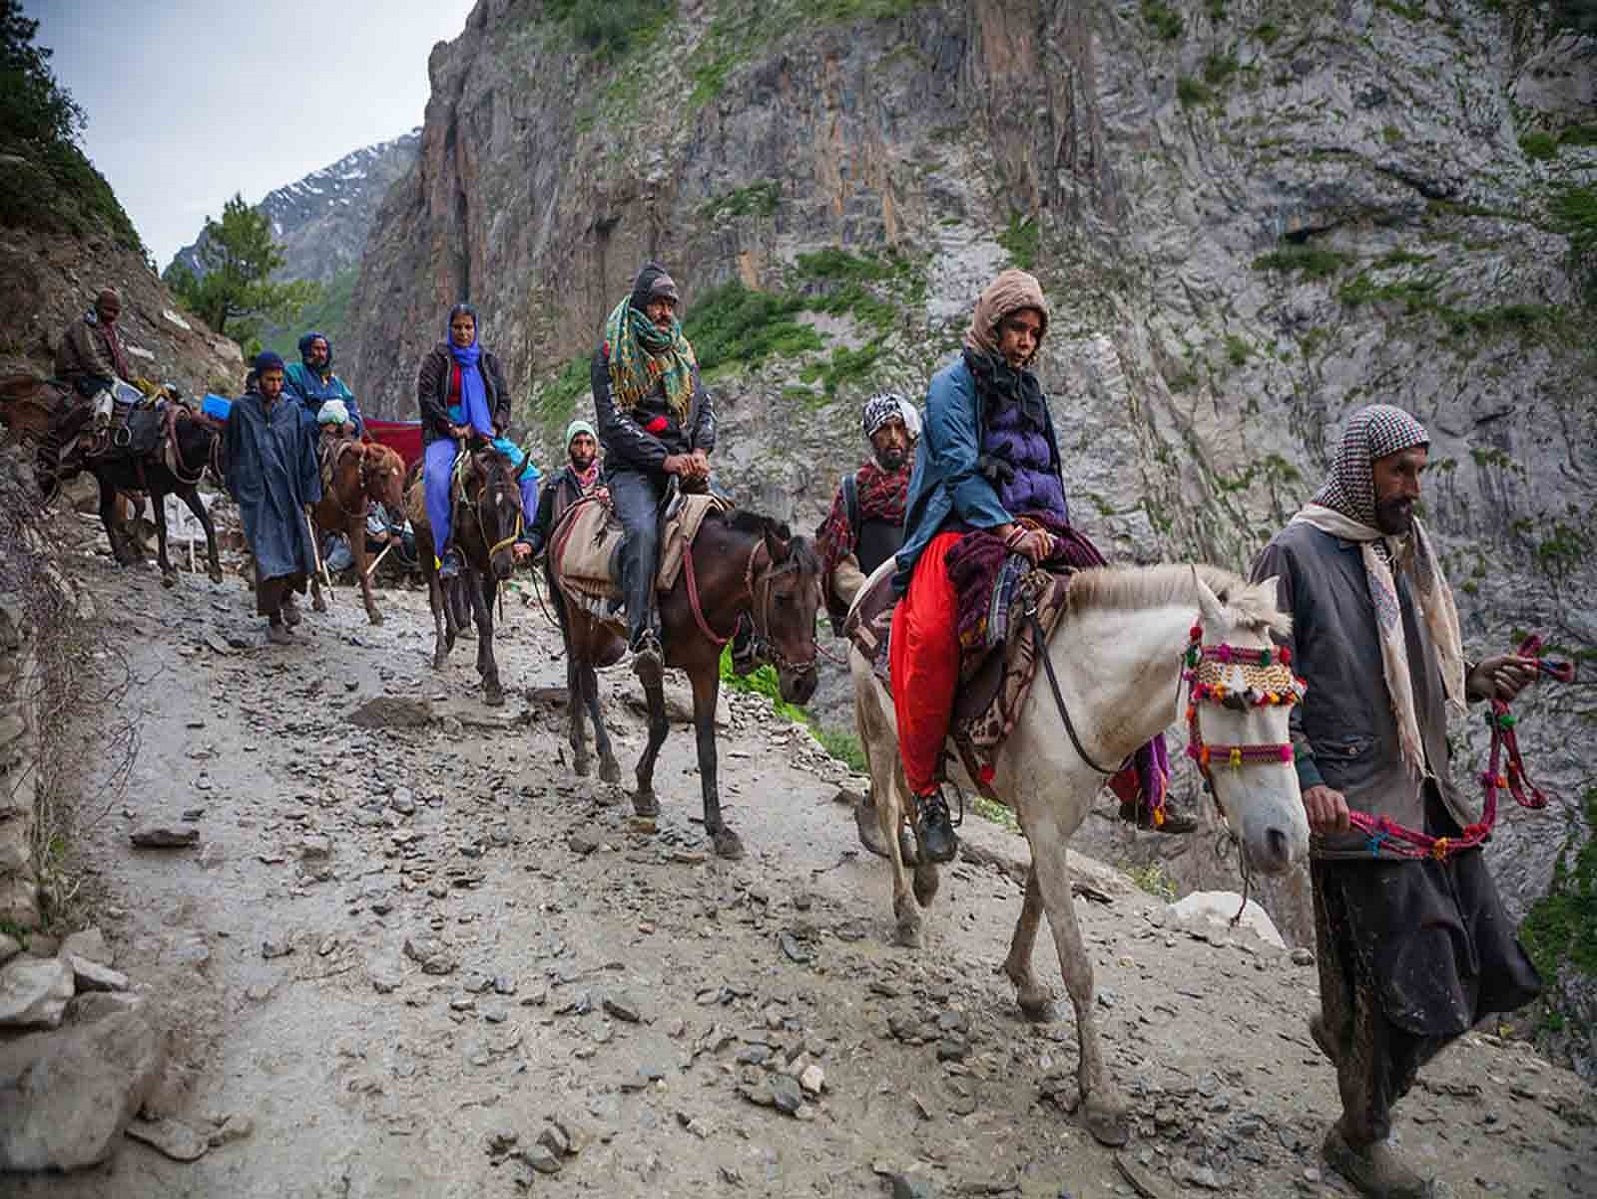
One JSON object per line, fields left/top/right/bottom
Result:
{"left": 416, "top": 303, "right": 539, "bottom": 578}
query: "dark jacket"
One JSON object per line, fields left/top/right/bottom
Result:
{"left": 1251, "top": 522, "right": 1473, "bottom": 860}
{"left": 416, "top": 342, "right": 511, "bottom": 445}
{"left": 894, "top": 354, "right": 1063, "bottom": 593}
{"left": 590, "top": 343, "right": 714, "bottom": 475}
{"left": 527, "top": 465, "right": 597, "bottom": 556}
{"left": 223, "top": 390, "right": 321, "bottom": 581}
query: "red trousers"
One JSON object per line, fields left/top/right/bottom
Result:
{"left": 890, "top": 531, "right": 963, "bottom": 796}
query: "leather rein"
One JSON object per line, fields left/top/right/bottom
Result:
{"left": 681, "top": 533, "right": 816, "bottom": 676}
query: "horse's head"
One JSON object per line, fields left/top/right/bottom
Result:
{"left": 749, "top": 518, "right": 823, "bottom": 707}
{"left": 361, "top": 443, "right": 407, "bottom": 511}
{"left": 1188, "top": 570, "right": 1310, "bottom": 876}
{"left": 466, "top": 447, "right": 523, "bottom": 581}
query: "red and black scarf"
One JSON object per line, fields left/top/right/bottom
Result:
{"left": 817, "top": 460, "right": 910, "bottom": 579}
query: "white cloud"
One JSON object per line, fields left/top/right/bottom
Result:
{"left": 27, "top": 0, "right": 477, "bottom": 266}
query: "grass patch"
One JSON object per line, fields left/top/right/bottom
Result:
{"left": 1520, "top": 789, "right": 1597, "bottom": 978}
{"left": 545, "top": 0, "right": 674, "bottom": 61}
{"left": 1520, "top": 130, "right": 1559, "bottom": 161}
{"left": 1224, "top": 334, "right": 1250, "bottom": 366}
{"left": 801, "top": 343, "right": 882, "bottom": 396}
{"left": 1141, "top": 0, "right": 1184, "bottom": 39}
{"left": 972, "top": 796, "right": 1019, "bottom": 833}
{"left": 1128, "top": 862, "right": 1178, "bottom": 901}
{"left": 1176, "top": 76, "right": 1212, "bottom": 108}
{"left": 1203, "top": 52, "right": 1238, "bottom": 87}
{"left": 683, "top": 281, "right": 824, "bottom": 375}
{"left": 690, "top": 55, "right": 734, "bottom": 106}
{"left": 1337, "top": 272, "right": 1440, "bottom": 309}
{"left": 812, "top": 726, "right": 867, "bottom": 774}
{"left": 700, "top": 180, "right": 781, "bottom": 222}
{"left": 1252, "top": 21, "right": 1280, "bottom": 44}
{"left": 997, "top": 214, "right": 1039, "bottom": 270}
{"left": 530, "top": 355, "right": 591, "bottom": 442}
{"left": 1252, "top": 243, "right": 1350, "bottom": 279}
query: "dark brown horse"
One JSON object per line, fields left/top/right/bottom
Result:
{"left": 311, "top": 440, "right": 407, "bottom": 624}
{"left": 552, "top": 505, "right": 823, "bottom": 859}
{"left": 409, "top": 443, "right": 523, "bottom": 706}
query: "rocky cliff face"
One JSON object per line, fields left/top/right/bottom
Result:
{"left": 170, "top": 131, "right": 421, "bottom": 288}
{"left": 346, "top": 0, "right": 1596, "bottom": 1069}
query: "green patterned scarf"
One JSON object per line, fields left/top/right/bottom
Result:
{"left": 603, "top": 296, "right": 697, "bottom": 421}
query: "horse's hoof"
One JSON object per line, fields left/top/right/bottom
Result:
{"left": 208, "top": 568, "right": 224, "bottom": 585}
{"left": 572, "top": 754, "right": 592, "bottom": 779}
{"left": 598, "top": 756, "right": 621, "bottom": 785}
{"left": 711, "top": 827, "right": 744, "bottom": 860}
{"left": 312, "top": 598, "right": 328, "bottom": 613}
{"left": 912, "top": 861, "right": 941, "bottom": 908}
{"left": 431, "top": 653, "right": 447, "bottom": 671}
{"left": 368, "top": 610, "right": 384, "bottom": 626}
{"left": 853, "top": 795, "right": 892, "bottom": 859}
{"left": 1082, "top": 1093, "right": 1132, "bottom": 1147}
{"left": 1016, "top": 991, "right": 1056, "bottom": 1024}
{"left": 893, "top": 915, "right": 925, "bottom": 949}
{"left": 161, "top": 572, "right": 177, "bottom": 589}
{"left": 632, "top": 790, "right": 659, "bottom": 818}
{"left": 484, "top": 688, "right": 505, "bottom": 708}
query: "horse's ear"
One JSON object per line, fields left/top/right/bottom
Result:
{"left": 1193, "top": 567, "right": 1228, "bottom": 633}
{"left": 762, "top": 519, "right": 792, "bottom": 563}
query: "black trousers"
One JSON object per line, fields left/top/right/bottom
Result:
{"left": 609, "top": 467, "right": 666, "bottom": 647}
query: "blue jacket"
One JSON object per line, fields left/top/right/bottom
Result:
{"left": 893, "top": 354, "right": 1065, "bottom": 592}
{"left": 283, "top": 362, "right": 362, "bottom": 434}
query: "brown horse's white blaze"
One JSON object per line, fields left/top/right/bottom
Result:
{"left": 851, "top": 562, "right": 1308, "bottom": 1147}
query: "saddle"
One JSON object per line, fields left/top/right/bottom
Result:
{"left": 319, "top": 429, "right": 362, "bottom": 494}
{"left": 549, "top": 490, "right": 731, "bottom": 624}
{"left": 845, "top": 552, "right": 1074, "bottom": 794}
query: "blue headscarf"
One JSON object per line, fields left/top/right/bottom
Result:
{"left": 298, "top": 330, "right": 331, "bottom": 372}
{"left": 446, "top": 303, "right": 493, "bottom": 435}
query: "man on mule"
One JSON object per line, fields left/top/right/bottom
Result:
{"left": 526, "top": 418, "right": 606, "bottom": 560}
{"left": 55, "top": 287, "right": 130, "bottom": 401}
{"left": 591, "top": 261, "right": 714, "bottom": 683}
{"left": 1251, "top": 404, "right": 1542, "bottom": 1198}
{"left": 417, "top": 303, "right": 539, "bottom": 579}
{"left": 816, "top": 393, "right": 918, "bottom": 636}
{"left": 223, "top": 351, "right": 322, "bottom": 644}
{"left": 284, "top": 331, "right": 362, "bottom": 436}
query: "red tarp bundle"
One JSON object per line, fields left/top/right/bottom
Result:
{"left": 365, "top": 419, "right": 425, "bottom": 469}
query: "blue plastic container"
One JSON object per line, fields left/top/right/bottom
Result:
{"left": 202, "top": 394, "right": 232, "bottom": 421}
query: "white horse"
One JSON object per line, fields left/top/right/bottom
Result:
{"left": 851, "top": 562, "right": 1310, "bottom": 1146}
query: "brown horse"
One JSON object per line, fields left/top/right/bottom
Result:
{"left": 311, "top": 440, "right": 407, "bottom": 624}
{"left": 409, "top": 443, "right": 523, "bottom": 706}
{"left": 552, "top": 505, "right": 823, "bottom": 859}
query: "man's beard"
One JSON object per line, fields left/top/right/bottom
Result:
{"left": 570, "top": 455, "right": 595, "bottom": 473}
{"left": 875, "top": 448, "right": 906, "bottom": 472}
{"left": 1375, "top": 495, "right": 1415, "bottom": 535}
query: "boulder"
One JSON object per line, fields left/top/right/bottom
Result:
{"left": 59, "top": 926, "right": 112, "bottom": 966}
{"left": 67, "top": 955, "right": 129, "bottom": 993}
{"left": 0, "top": 1007, "right": 165, "bottom": 1170}
{"left": 0, "top": 956, "right": 73, "bottom": 1029}
{"left": 1166, "top": 891, "right": 1286, "bottom": 950}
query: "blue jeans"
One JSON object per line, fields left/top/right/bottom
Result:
{"left": 424, "top": 439, "right": 538, "bottom": 560}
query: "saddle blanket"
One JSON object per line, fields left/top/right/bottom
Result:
{"left": 550, "top": 492, "right": 731, "bottom": 622}
{"left": 86, "top": 402, "right": 162, "bottom": 462}
{"left": 844, "top": 553, "right": 1073, "bottom": 791}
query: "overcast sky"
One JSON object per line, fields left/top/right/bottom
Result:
{"left": 27, "top": 0, "right": 477, "bottom": 268}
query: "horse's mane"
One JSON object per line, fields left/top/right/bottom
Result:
{"left": 714, "top": 508, "right": 822, "bottom": 579}
{"left": 1067, "top": 563, "right": 1288, "bottom": 634}
{"left": 364, "top": 441, "right": 404, "bottom": 470}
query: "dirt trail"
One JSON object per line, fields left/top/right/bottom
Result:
{"left": 16, "top": 553, "right": 1597, "bottom": 1199}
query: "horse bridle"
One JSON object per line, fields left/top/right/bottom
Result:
{"left": 681, "top": 535, "right": 817, "bottom": 677}
{"left": 1182, "top": 620, "right": 1305, "bottom": 810}
{"left": 459, "top": 451, "right": 523, "bottom": 561}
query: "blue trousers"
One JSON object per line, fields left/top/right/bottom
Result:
{"left": 424, "top": 438, "right": 537, "bottom": 558}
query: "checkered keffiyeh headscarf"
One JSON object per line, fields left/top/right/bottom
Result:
{"left": 1312, "top": 404, "right": 1430, "bottom": 526}
{"left": 1292, "top": 404, "right": 1464, "bottom": 775}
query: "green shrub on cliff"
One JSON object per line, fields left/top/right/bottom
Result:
{"left": 546, "top": 0, "right": 673, "bottom": 61}
{"left": 0, "top": 0, "right": 141, "bottom": 250}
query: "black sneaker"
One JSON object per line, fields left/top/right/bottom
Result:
{"left": 1120, "top": 798, "right": 1198, "bottom": 834}
{"left": 438, "top": 548, "right": 462, "bottom": 580}
{"left": 913, "top": 789, "right": 959, "bottom": 863}
{"left": 730, "top": 614, "right": 760, "bottom": 676}
{"left": 631, "top": 632, "right": 664, "bottom": 684}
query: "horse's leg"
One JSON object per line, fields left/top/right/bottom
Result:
{"left": 476, "top": 572, "right": 504, "bottom": 706}
{"left": 587, "top": 660, "right": 621, "bottom": 785}
{"left": 96, "top": 473, "right": 131, "bottom": 565}
{"left": 310, "top": 524, "right": 328, "bottom": 612}
{"left": 856, "top": 666, "right": 922, "bottom": 946}
{"left": 690, "top": 666, "right": 740, "bottom": 859}
{"left": 1002, "top": 866, "right": 1056, "bottom": 1022}
{"left": 181, "top": 488, "right": 223, "bottom": 584}
{"left": 632, "top": 666, "right": 669, "bottom": 819}
{"left": 566, "top": 646, "right": 590, "bottom": 777}
{"left": 422, "top": 556, "right": 450, "bottom": 669}
{"left": 1027, "top": 825, "right": 1130, "bottom": 1147}
{"left": 153, "top": 487, "right": 176, "bottom": 585}
{"left": 354, "top": 519, "right": 382, "bottom": 625}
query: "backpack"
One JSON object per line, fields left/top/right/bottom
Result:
{"left": 841, "top": 471, "right": 859, "bottom": 540}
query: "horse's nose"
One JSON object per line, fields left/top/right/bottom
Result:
{"left": 1258, "top": 826, "right": 1291, "bottom": 873}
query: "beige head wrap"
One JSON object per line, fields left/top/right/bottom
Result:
{"left": 963, "top": 269, "right": 1049, "bottom": 361}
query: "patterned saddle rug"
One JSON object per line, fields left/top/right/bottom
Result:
{"left": 844, "top": 554, "right": 1074, "bottom": 793}
{"left": 549, "top": 491, "right": 731, "bottom": 625}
